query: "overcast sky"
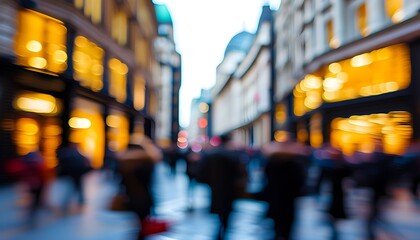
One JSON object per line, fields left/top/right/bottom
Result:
{"left": 153, "top": 0, "right": 281, "bottom": 128}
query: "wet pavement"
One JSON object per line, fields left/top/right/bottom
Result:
{"left": 1, "top": 161, "right": 420, "bottom": 240}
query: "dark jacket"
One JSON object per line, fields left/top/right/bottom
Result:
{"left": 196, "top": 146, "right": 247, "bottom": 216}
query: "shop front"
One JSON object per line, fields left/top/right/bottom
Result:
{"left": 291, "top": 42, "right": 417, "bottom": 155}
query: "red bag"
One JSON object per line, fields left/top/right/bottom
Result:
{"left": 140, "top": 217, "right": 170, "bottom": 236}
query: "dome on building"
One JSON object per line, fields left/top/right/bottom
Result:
{"left": 224, "top": 31, "right": 254, "bottom": 57}
{"left": 155, "top": 4, "right": 173, "bottom": 25}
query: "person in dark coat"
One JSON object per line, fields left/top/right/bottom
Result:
{"left": 320, "top": 145, "right": 350, "bottom": 240}
{"left": 116, "top": 136, "right": 163, "bottom": 239}
{"left": 56, "top": 142, "right": 92, "bottom": 212}
{"left": 183, "top": 144, "right": 202, "bottom": 210}
{"left": 196, "top": 133, "right": 247, "bottom": 240}
{"left": 259, "top": 140, "right": 309, "bottom": 240}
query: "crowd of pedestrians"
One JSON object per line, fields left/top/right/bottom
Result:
{"left": 4, "top": 132, "right": 420, "bottom": 240}
{"left": 161, "top": 133, "right": 420, "bottom": 240}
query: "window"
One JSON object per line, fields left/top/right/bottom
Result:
{"left": 385, "top": 0, "right": 404, "bottom": 23}
{"left": 357, "top": 3, "right": 368, "bottom": 36}
{"left": 327, "top": 19, "right": 339, "bottom": 48}
{"left": 74, "top": 0, "right": 102, "bottom": 24}
{"left": 106, "top": 110, "right": 129, "bottom": 151}
{"left": 73, "top": 36, "right": 104, "bottom": 91}
{"left": 112, "top": 10, "right": 128, "bottom": 45}
{"left": 108, "top": 58, "right": 128, "bottom": 103}
{"left": 14, "top": 10, "right": 67, "bottom": 74}
{"left": 331, "top": 111, "right": 412, "bottom": 155}
{"left": 133, "top": 74, "right": 146, "bottom": 110}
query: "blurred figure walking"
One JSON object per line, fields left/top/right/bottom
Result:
{"left": 195, "top": 133, "right": 248, "bottom": 240}
{"left": 258, "top": 140, "right": 310, "bottom": 240}
{"left": 116, "top": 136, "right": 165, "bottom": 239}
{"left": 18, "top": 150, "right": 47, "bottom": 227}
{"left": 56, "top": 142, "right": 92, "bottom": 213}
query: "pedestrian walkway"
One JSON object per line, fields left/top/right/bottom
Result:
{"left": 1, "top": 161, "right": 420, "bottom": 240}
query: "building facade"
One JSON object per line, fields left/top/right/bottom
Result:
{"left": 154, "top": 4, "right": 181, "bottom": 148}
{"left": 0, "top": 0, "right": 159, "bottom": 183}
{"left": 211, "top": 5, "right": 272, "bottom": 147}
{"left": 273, "top": 0, "right": 420, "bottom": 155}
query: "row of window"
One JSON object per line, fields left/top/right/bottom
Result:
{"left": 13, "top": 9, "right": 146, "bottom": 110}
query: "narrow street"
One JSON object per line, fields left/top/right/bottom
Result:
{"left": 1, "top": 161, "right": 420, "bottom": 240}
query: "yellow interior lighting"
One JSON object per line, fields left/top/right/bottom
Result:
{"left": 106, "top": 111, "right": 129, "bottom": 151}
{"left": 14, "top": 92, "right": 60, "bottom": 115}
{"left": 70, "top": 108, "right": 105, "bottom": 169}
{"left": 14, "top": 9, "right": 67, "bottom": 74}
{"left": 357, "top": 3, "right": 368, "bottom": 36}
{"left": 294, "top": 44, "right": 411, "bottom": 116}
{"left": 386, "top": 0, "right": 404, "bottom": 23}
{"left": 69, "top": 117, "right": 91, "bottom": 129}
{"left": 108, "top": 58, "right": 128, "bottom": 103}
{"left": 134, "top": 74, "right": 146, "bottom": 110}
{"left": 14, "top": 118, "right": 40, "bottom": 156}
{"left": 330, "top": 111, "right": 412, "bottom": 155}
{"left": 73, "top": 36, "right": 104, "bottom": 91}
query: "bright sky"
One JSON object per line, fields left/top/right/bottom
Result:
{"left": 153, "top": 0, "right": 281, "bottom": 128}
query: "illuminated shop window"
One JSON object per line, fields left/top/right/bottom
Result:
{"left": 386, "top": 0, "right": 404, "bottom": 23}
{"left": 293, "top": 44, "right": 411, "bottom": 116}
{"left": 69, "top": 106, "right": 105, "bottom": 169}
{"left": 108, "top": 58, "right": 128, "bottom": 103}
{"left": 73, "top": 36, "right": 104, "bottom": 91}
{"left": 14, "top": 118, "right": 40, "bottom": 156}
{"left": 14, "top": 117, "right": 62, "bottom": 168}
{"left": 106, "top": 111, "right": 129, "bottom": 151}
{"left": 275, "top": 103, "right": 287, "bottom": 124}
{"left": 293, "top": 74, "right": 323, "bottom": 116}
{"left": 41, "top": 118, "right": 62, "bottom": 168}
{"left": 112, "top": 10, "right": 128, "bottom": 45}
{"left": 330, "top": 111, "right": 412, "bottom": 155}
{"left": 14, "top": 10, "right": 67, "bottom": 74}
{"left": 134, "top": 74, "right": 146, "bottom": 110}
{"left": 13, "top": 92, "right": 61, "bottom": 115}
{"left": 357, "top": 3, "right": 368, "bottom": 36}
{"left": 135, "top": 38, "right": 149, "bottom": 67}
{"left": 74, "top": 0, "right": 102, "bottom": 24}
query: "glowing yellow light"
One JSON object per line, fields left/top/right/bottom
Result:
{"left": 28, "top": 57, "right": 47, "bottom": 69}
{"left": 351, "top": 53, "right": 373, "bottom": 67}
{"left": 323, "top": 77, "right": 343, "bottom": 91}
{"left": 328, "top": 62, "right": 342, "bottom": 74}
{"left": 53, "top": 50, "right": 67, "bottom": 63}
{"left": 26, "top": 40, "right": 42, "bottom": 52}
{"left": 199, "top": 102, "right": 209, "bottom": 113}
{"left": 17, "top": 122, "right": 39, "bottom": 135}
{"left": 15, "top": 93, "right": 56, "bottom": 114}
{"left": 106, "top": 115, "right": 121, "bottom": 128}
{"left": 274, "top": 130, "right": 289, "bottom": 142}
{"left": 75, "top": 36, "right": 88, "bottom": 47}
{"left": 69, "top": 117, "right": 91, "bottom": 129}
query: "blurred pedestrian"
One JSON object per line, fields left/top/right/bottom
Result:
{"left": 195, "top": 133, "right": 248, "bottom": 240}
{"left": 102, "top": 146, "right": 118, "bottom": 181}
{"left": 351, "top": 137, "right": 394, "bottom": 240}
{"left": 56, "top": 142, "right": 92, "bottom": 213}
{"left": 116, "top": 136, "right": 165, "bottom": 239}
{"left": 164, "top": 143, "right": 181, "bottom": 176}
{"left": 18, "top": 150, "right": 47, "bottom": 227}
{"left": 258, "top": 140, "right": 310, "bottom": 240}
{"left": 184, "top": 144, "right": 202, "bottom": 211}
{"left": 320, "top": 145, "right": 351, "bottom": 240}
